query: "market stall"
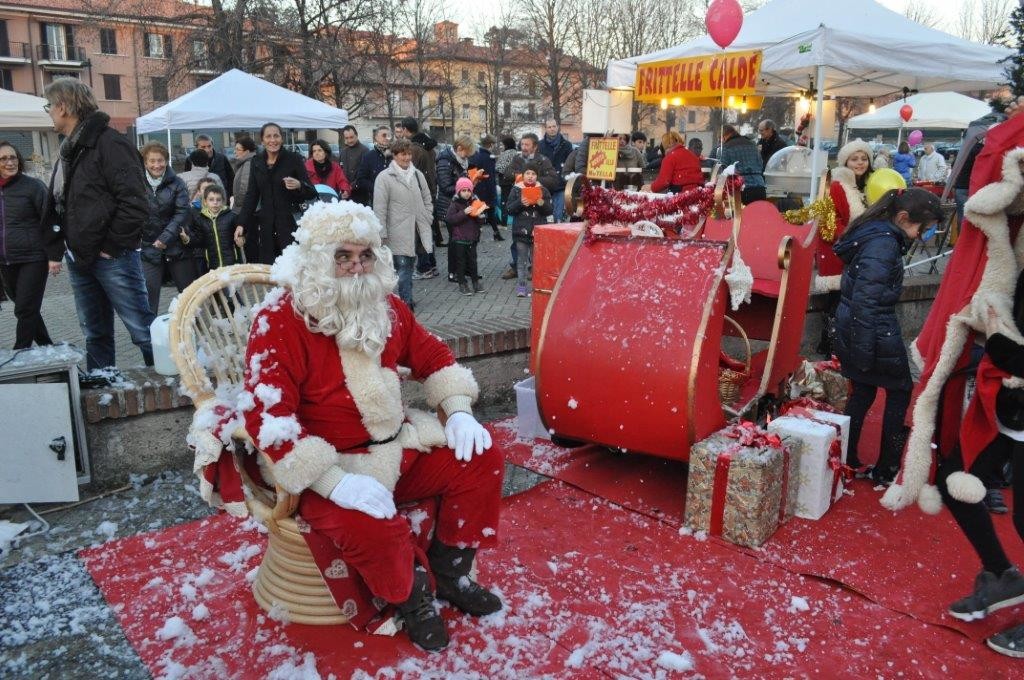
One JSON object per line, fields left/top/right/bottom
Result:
{"left": 606, "top": 0, "right": 1010, "bottom": 198}
{"left": 135, "top": 69, "right": 348, "bottom": 149}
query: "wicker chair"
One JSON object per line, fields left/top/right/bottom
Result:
{"left": 170, "top": 264, "right": 349, "bottom": 625}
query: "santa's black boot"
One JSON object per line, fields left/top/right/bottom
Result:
{"left": 428, "top": 542, "right": 503, "bottom": 616}
{"left": 396, "top": 567, "right": 448, "bottom": 651}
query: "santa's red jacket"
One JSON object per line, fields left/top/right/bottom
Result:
{"left": 241, "top": 290, "right": 479, "bottom": 496}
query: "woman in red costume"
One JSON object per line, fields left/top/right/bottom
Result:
{"left": 816, "top": 139, "right": 873, "bottom": 356}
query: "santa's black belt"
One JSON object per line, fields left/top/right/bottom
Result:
{"left": 341, "top": 429, "right": 401, "bottom": 452}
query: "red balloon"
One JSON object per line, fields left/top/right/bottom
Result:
{"left": 706, "top": 0, "right": 744, "bottom": 49}
{"left": 899, "top": 104, "right": 914, "bottom": 122}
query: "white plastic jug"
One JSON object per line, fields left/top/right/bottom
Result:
{"left": 150, "top": 313, "right": 178, "bottom": 376}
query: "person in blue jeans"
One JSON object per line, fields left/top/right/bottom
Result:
{"left": 66, "top": 251, "right": 155, "bottom": 369}
{"left": 41, "top": 78, "right": 154, "bottom": 371}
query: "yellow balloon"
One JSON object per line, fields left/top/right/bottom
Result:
{"left": 865, "top": 168, "right": 907, "bottom": 205}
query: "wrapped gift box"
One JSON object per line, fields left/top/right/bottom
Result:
{"left": 792, "top": 360, "right": 851, "bottom": 411}
{"left": 768, "top": 414, "right": 847, "bottom": 520}
{"left": 530, "top": 223, "right": 584, "bottom": 373}
{"left": 684, "top": 425, "right": 796, "bottom": 548}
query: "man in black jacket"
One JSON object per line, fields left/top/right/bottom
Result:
{"left": 42, "top": 77, "right": 155, "bottom": 371}
{"left": 539, "top": 120, "right": 573, "bottom": 221}
{"left": 195, "top": 134, "right": 235, "bottom": 201}
{"left": 354, "top": 126, "right": 391, "bottom": 206}
{"left": 339, "top": 125, "right": 368, "bottom": 182}
{"left": 756, "top": 119, "right": 789, "bottom": 171}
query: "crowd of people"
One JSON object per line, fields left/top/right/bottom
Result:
{"left": 8, "top": 73, "right": 1024, "bottom": 661}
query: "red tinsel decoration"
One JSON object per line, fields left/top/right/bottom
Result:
{"left": 583, "top": 185, "right": 714, "bottom": 231}
{"left": 582, "top": 177, "right": 745, "bottom": 239}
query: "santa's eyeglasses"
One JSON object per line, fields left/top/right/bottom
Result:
{"left": 334, "top": 249, "right": 376, "bottom": 268}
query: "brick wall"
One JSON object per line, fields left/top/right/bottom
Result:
{"left": 82, "top": 325, "right": 532, "bottom": 424}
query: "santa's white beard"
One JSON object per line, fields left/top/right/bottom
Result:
{"left": 292, "top": 250, "right": 397, "bottom": 355}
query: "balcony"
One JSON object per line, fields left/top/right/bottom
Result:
{"left": 37, "top": 44, "right": 88, "bottom": 69}
{"left": 0, "top": 42, "right": 31, "bottom": 65}
{"left": 188, "top": 58, "right": 218, "bottom": 75}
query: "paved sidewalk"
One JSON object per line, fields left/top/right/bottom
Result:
{"left": 0, "top": 227, "right": 531, "bottom": 369}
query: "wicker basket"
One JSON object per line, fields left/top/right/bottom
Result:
{"left": 719, "top": 315, "right": 752, "bottom": 405}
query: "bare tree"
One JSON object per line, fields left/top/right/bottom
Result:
{"left": 903, "top": 0, "right": 939, "bottom": 28}
{"left": 956, "top": 0, "right": 1014, "bottom": 44}
{"left": 514, "top": 0, "right": 578, "bottom": 124}
{"left": 395, "top": 0, "right": 449, "bottom": 128}
{"left": 476, "top": 15, "right": 526, "bottom": 134}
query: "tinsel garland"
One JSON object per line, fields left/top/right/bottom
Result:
{"left": 783, "top": 195, "right": 838, "bottom": 242}
{"left": 583, "top": 185, "right": 715, "bottom": 231}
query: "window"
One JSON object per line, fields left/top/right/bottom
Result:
{"left": 687, "top": 110, "right": 696, "bottom": 124}
{"left": 102, "top": 74, "right": 121, "bottom": 100}
{"left": 478, "top": 105, "right": 485, "bottom": 123}
{"left": 195, "top": 75, "right": 214, "bottom": 88}
{"left": 461, "top": 68, "right": 469, "bottom": 85}
{"left": 144, "top": 33, "right": 172, "bottom": 59}
{"left": 0, "top": 20, "right": 9, "bottom": 58}
{"left": 528, "top": 103, "right": 535, "bottom": 119}
{"left": 503, "top": 101, "right": 511, "bottom": 117}
{"left": 151, "top": 76, "right": 168, "bottom": 102}
{"left": 192, "top": 39, "right": 209, "bottom": 68}
{"left": 99, "top": 28, "right": 117, "bottom": 55}
{"left": 462, "top": 103, "right": 470, "bottom": 120}
{"left": 0, "top": 69, "right": 11, "bottom": 91}
{"left": 477, "top": 71, "right": 485, "bottom": 85}
{"left": 41, "top": 23, "right": 73, "bottom": 60}
{"left": 388, "top": 91, "right": 401, "bottom": 117}
{"left": 502, "top": 70, "right": 510, "bottom": 86}
{"left": 528, "top": 76, "right": 536, "bottom": 97}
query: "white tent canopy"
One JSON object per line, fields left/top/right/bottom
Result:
{"left": 847, "top": 92, "right": 991, "bottom": 130}
{"left": 606, "top": 0, "right": 1010, "bottom": 197}
{"left": 135, "top": 69, "right": 348, "bottom": 134}
{"left": 607, "top": 0, "right": 1010, "bottom": 98}
{"left": 0, "top": 89, "right": 53, "bottom": 130}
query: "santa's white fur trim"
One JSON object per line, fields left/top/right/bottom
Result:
{"left": 336, "top": 439, "right": 404, "bottom": 491}
{"left": 271, "top": 435, "right": 338, "bottom": 495}
{"left": 339, "top": 344, "right": 405, "bottom": 441}
{"left": 946, "top": 471, "right": 987, "bottom": 504}
{"left": 404, "top": 407, "right": 448, "bottom": 450}
{"left": 423, "top": 364, "right": 479, "bottom": 409}
{"left": 917, "top": 483, "right": 943, "bottom": 515}
{"left": 190, "top": 429, "right": 224, "bottom": 473}
{"left": 836, "top": 140, "right": 873, "bottom": 171}
{"left": 832, "top": 167, "right": 866, "bottom": 220}
{"left": 888, "top": 152, "right": 1024, "bottom": 512}
{"left": 910, "top": 340, "right": 924, "bottom": 371}
{"left": 882, "top": 317, "right": 971, "bottom": 511}
{"left": 812, "top": 274, "right": 842, "bottom": 294}
{"left": 295, "top": 201, "right": 384, "bottom": 249}
{"left": 964, "top": 148, "right": 1024, "bottom": 218}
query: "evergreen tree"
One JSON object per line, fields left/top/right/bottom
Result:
{"left": 1005, "top": 1, "right": 1024, "bottom": 97}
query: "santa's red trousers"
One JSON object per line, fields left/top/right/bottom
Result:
{"left": 297, "top": 444, "right": 504, "bottom": 603}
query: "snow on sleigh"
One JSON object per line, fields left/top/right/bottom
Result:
{"left": 533, "top": 183, "right": 817, "bottom": 461}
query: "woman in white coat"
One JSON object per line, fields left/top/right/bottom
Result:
{"left": 373, "top": 138, "right": 434, "bottom": 309}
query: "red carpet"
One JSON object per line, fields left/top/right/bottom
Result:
{"left": 81, "top": 480, "right": 1021, "bottom": 678}
{"left": 496, "top": 416, "right": 1024, "bottom": 645}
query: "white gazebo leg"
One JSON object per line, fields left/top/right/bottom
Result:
{"left": 808, "top": 65, "right": 827, "bottom": 202}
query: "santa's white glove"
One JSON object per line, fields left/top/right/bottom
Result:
{"left": 328, "top": 473, "right": 396, "bottom": 519}
{"left": 444, "top": 411, "right": 492, "bottom": 462}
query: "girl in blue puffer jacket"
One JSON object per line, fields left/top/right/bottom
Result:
{"left": 832, "top": 187, "right": 944, "bottom": 483}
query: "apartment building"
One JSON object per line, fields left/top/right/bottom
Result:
{"left": 0, "top": 0, "right": 210, "bottom": 133}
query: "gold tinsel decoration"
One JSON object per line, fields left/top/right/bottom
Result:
{"left": 782, "top": 195, "right": 838, "bottom": 242}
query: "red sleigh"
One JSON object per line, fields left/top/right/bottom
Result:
{"left": 533, "top": 196, "right": 817, "bottom": 461}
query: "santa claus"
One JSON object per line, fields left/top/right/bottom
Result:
{"left": 242, "top": 201, "right": 502, "bottom": 651}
